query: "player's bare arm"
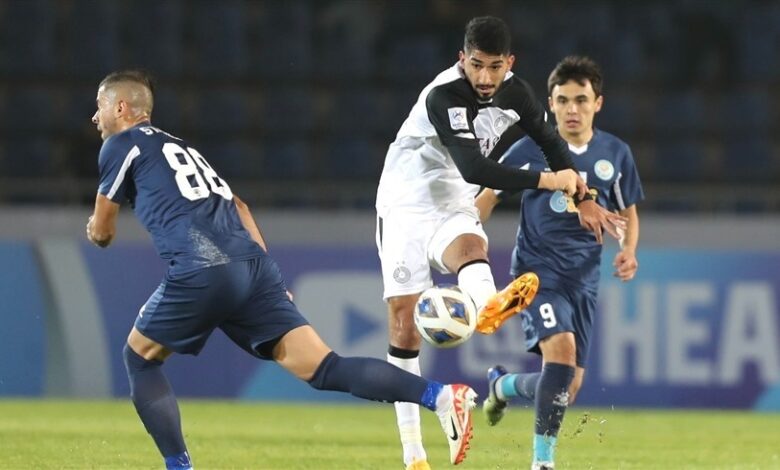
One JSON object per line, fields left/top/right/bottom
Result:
{"left": 87, "top": 193, "right": 120, "bottom": 248}
{"left": 233, "top": 195, "right": 268, "bottom": 251}
{"left": 475, "top": 188, "right": 500, "bottom": 223}
{"left": 613, "top": 204, "right": 639, "bottom": 281}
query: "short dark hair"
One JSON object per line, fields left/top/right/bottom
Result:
{"left": 463, "top": 16, "right": 511, "bottom": 56}
{"left": 99, "top": 69, "right": 155, "bottom": 96}
{"left": 547, "top": 56, "right": 603, "bottom": 97}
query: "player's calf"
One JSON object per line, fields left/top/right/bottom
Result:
{"left": 532, "top": 362, "right": 574, "bottom": 469}
{"left": 306, "top": 352, "right": 476, "bottom": 465}
{"left": 123, "top": 344, "right": 191, "bottom": 470}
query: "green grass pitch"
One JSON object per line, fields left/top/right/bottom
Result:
{"left": 0, "top": 400, "right": 778, "bottom": 469}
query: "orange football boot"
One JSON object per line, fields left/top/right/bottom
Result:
{"left": 476, "top": 272, "right": 539, "bottom": 334}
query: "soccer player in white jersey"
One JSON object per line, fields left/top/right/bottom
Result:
{"left": 477, "top": 56, "right": 643, "bottom": 470}
{"left": 374, "top": 18, "right": 626, "bottom": 470}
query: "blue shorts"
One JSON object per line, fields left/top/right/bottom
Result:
{"left": 135, "top": 256, "right": 309, "bottom": 358}
{"left": 518, "top": 282, "right": 597, "bottom": 367}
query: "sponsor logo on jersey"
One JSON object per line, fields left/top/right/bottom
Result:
{"left": 594, "top": 159, "right": 615, "bottom": 181}
{"left": 549, "top": 191, "right": 568, "bottom": 213}
{"left": 448, "top": 107, "right": 469, "bottom": 130}
{"left": 478, "top": 136, "right": 501, "bottom": 156}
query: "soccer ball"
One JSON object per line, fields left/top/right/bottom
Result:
{"left": 414, "top": 285, "right": 477, "bottom": 348}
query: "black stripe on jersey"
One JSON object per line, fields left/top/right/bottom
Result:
{"left": 377, "top": 216, "right": 384, "bottom": 248}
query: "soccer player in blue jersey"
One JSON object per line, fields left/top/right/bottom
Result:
{"left": 86, "top": 70, "right": 478, "bottom": 469}
{"left": 475, "top": 56, "right": 643, "bottom": 470}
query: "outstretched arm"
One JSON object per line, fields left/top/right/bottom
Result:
{"left": 87, "top": 193, "right": 120, "bottom": 248}
{"left": 234, "top": 195, "right": 268, "bottom": 251}
{"left": 447, "top": 142, "right": 582, "bottom": 195}
{"left": 426, "top": 86, "right": 577, "bottom": 194}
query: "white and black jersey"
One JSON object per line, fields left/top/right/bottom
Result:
{"left": 376, "top": 62, "right": 574, "bottom": 215}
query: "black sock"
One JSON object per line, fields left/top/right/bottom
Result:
{"left": 513, "top": 372, "right": 541, "bottom": 401}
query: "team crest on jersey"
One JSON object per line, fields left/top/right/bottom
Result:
{"left": 494, "top": 115, "right": 508, "bottom": 129}
{"left": 594, "top": 159, "right": 614, "bottom": 181}
{"left": 393, "top": 265, "right": 412, "bottom": 284}
{"left": 549, "top": 191, "right": 568, "bottom": 213}
{"left": 448, "top": 107, "right": 469, "bottom": 130}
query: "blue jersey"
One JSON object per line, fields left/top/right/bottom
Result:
{"left": 97, "top": 122, "right": 264, "bottom": 274}
{"left": 500, "top": 129, "right": 644, "bottom": 291}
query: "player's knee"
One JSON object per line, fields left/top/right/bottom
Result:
{"left": 123, "top": 343, "right": 161, "bottom": 373}
{"left": 123, "top": 343, "right": 143, "bottom": 372}
{"left": 387, "top": 295, "right": 416, "bottom": 318}
{"left": 540, "top": 333, "right": 576, "bottom": 365}
{"left": 443, "top": 235, "right": 488, "bottom": 269}
{"left": 122, "top": 343, "right": 162, "bottom": 400}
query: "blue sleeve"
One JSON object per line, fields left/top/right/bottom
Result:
{"left": 498, "top": 137, "right": 537, "bottom": 169}
{"left": 494, "top": 137, "right": 539, "bottom": 199}
{"left": 611, "top": 143, "right": 644, "bottom": 210}
{"left": 97, "top": 133, "right": 139, "bottom": 203}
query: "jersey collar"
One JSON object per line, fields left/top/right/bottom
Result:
{"left": 564, "top": 128, "right": 600, "bottom": 155}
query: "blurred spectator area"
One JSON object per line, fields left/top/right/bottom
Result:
{"left": 0, "top": 0, "right": 779, "bottom": 211}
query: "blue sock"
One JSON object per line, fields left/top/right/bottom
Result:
{"left": 533, "top": 362, "right": 574, "bottom": 463}
{"left": 534, "top": 434, "right": 558, "bottom": 463}
{"left": 164, "top": 452, "right": 193, "bottom": 470}
{"left": 307, "top": 351, "right": 442, "bottom": 410}
{"left": 513, "top": 372, "right": 541, "bottom": 401}
{"left": 123, "top": 344, "right": 189, "bottom": 468}
{"left": 498, "top": 372, "right": 541, "bottom": 401}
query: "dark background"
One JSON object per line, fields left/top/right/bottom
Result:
{"left": 1, "top": 0, "right": 778, "bottom": 212}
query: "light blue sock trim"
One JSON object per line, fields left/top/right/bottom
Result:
{"left": 533, "top": 434, "right": 557, "bottom": 463}
{"left": 499, "top": 374, "right": 519, "bottom": 399}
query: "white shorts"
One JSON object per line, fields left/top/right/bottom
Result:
{"left": 375, "top": 206, "right": 488, "bottom": 300}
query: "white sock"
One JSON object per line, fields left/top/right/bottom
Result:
{"left": 494, "top": 376, "right": 508, "bottom": 401}
{"left": 387, "top": 354, "right": 426, "bottom": 465}
{"left": 457, "top": 261, "right": 497, "bottom": 311}
{"left": 435, "top": 384, "right": 453, "bottom": 412}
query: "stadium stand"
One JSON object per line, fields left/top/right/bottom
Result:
{"left": 0, "top": 1, "right": 777, "bottom": 211}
